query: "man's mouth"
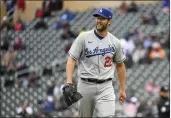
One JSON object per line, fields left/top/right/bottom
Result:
{"left": 97, "top": 24, "right": 102, "bottom": 27}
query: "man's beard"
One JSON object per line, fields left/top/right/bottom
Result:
{"left": 96, "top": 23, "right": 108, "bottom": 32}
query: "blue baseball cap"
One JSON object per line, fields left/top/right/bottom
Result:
{"left": 93, "top": 8, "right": 113, "bottom": 19}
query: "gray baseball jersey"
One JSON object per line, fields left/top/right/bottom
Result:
{"left": 68, "top": 29, "right": 126, "bottom": 117}
{"left": 69, "top": 29, "right": 126, "bottom": 80}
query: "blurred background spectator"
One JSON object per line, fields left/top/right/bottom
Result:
{"left": 15, "top": 0, "right": 26, "bottom": 22}
{"left": 65, "top": 41, "right": 72, "bottom": 54}
{"left": 157, "top": 86, "right": 170, "bottom": 118}
{"left": 2, "top": 48, "right": 17, "bottom": 69}
{"left": 34, "top": 18, "right": 48, "bottom": 29}
{"left": 132, "top": 44, "right": 146, "bottom": 64}
{"left": 42, "top": 0, "right": 51, "bottom": 17}
{"left": 17, "top": 0, "right": 26, "bottom": 12}
{"left": 60, "top": 9, "right": 75, "bottom": 22}
{"left": 148, "top": 42, "right": 166, "bottom": 60}
{"left": 1, "top": 27, "right": 11, "bottom": 51}
{"left": 59, "top": 21, "right": 76, "bottom": 40}
{"left": 119, "top": 1, "right": 128, "bottom": 14}
{"left": 123, "top": 97, "right": 139, "bottom": 117}
{"left": 49, "top": 0, "right": 58, "bottom": 16}
{"left": 1, "top": 16, "right": 14, "bottom": 30}
{"left": 161, "top": 0, "right": 169, "bottom": 14}
{"left": 56, "top": 0, "right": 63, "bottom": 11}
{"left": 14, "top": 17, "right": 25, "bottom": 31}
{"left": 13, "top": 36, "right": 25, "bottom": 51}
{"left": 141, "top": 12, "right": 158, "bottom": 25}
{"left": 127, "top": 1, "right": 138, "bottom": 12}
{"left": 35, "top": 7, "right": 44, "bottom": 18}
{"left": 16, "top": 104, "right": 33, "bottom": 118}
{"left": 144, "top": 80, "right": 160, "bottom": 93}
{"left": 3, "top": 0, "right": 17, "bottom": 22}
{"left": 41, "top": 96, "right": 55, "bottom": 111}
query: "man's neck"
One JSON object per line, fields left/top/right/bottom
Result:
{"left": 95, "top": 29, "right": 108, "bottom": 37}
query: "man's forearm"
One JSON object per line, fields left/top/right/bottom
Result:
{"left": 116, "top": 63, "right": 126, "bottom": 91}
{"left": 66, "top": 56, "right": 76, "bottom": 83}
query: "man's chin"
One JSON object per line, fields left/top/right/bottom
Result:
{"left": 96, "top": 28, "right": 104, "bottom": 32}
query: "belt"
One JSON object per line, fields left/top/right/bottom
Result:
{"left": 81, "top": 78, "right": 112, "bottom": 84}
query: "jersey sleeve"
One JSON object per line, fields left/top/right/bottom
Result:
{"left": 68, "top": 34, "right": 84, "bottom": 60}
{"left": 113, "top": 40, "right": 126, "bottom": 63}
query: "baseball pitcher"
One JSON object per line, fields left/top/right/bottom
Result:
{"left": 63, "top": 8, "right": 126, "bottom": 117}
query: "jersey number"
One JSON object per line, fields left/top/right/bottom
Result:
{"left": 104, "top": 56, "right": 112, "bottom": 67}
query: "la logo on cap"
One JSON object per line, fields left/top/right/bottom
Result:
{"left": 100, "top": 9, "right": 103, "bottom": 13}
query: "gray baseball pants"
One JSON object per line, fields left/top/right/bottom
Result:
{"left": 77, "top": 78, "right": 115, "bottom": 117}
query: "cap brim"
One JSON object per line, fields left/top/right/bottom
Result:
{"left": 93, "top": 13, "right": 108, "bottom": 19}
{"left": 161, "top": 87, "right": 169, "bottom": 92}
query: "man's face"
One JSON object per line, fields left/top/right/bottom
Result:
{"left": 96, "top": 16, "right": 111, "bottom": 32}
{"left": 160, "top": 91, "right": 169, "bottom": 98}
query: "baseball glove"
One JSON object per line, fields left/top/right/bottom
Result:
{"left": 62, "top": 83, "right": 83, "bottom": 107}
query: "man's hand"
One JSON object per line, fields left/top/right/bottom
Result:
{"left": 119, "top": 90, "right": 126, "bottom": 104}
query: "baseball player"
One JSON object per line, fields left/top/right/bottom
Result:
{"left": 65, "top": 8, "right": 126, "bottom": 117}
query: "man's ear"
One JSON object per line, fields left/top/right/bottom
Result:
{"left": 108, "top": 19, "right": 112, "bottom": 25}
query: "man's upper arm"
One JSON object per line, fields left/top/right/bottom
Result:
{"left": 113, "top": 40, "right": 126, "bottom": 63}
{"left": 68, "top": 34, "right": 84, "bottom": 60}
